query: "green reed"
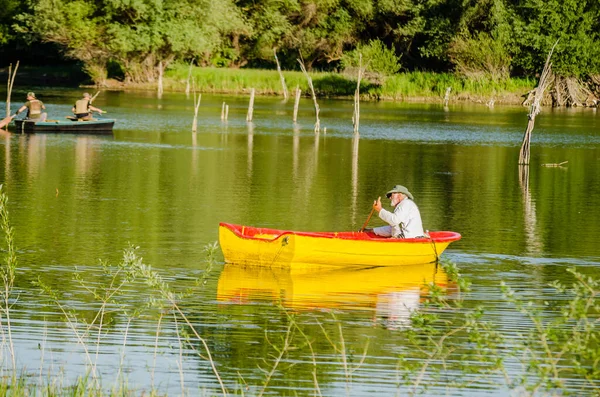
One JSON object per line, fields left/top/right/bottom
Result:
{"left": 0, "top": 184, "right": 17, "bottom": 372}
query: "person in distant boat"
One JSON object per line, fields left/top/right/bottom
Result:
{"left": 371, "top": 185, "right": 425, "bottom": 239}
{"left": 15, "top": 92, "right": 47, "bottom": 121}
{"left": 72, "top": 92, "right": 104, "bottom": 120}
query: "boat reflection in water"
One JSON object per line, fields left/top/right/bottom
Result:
{"left": 217, "top": 262, "right": 453, "bottom": 329}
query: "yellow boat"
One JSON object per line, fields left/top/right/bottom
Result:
{"left": 217, "top": 263, "right": 452, "bottom": 325}
{"left": 219, "top": 223, "right": 461, "bottom": 268}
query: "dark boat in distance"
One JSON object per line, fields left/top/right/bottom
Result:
{"left": 14, "top": 118, "right": 115, "bottom": 135}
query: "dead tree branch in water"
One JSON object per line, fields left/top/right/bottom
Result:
{"left": 518, "top": 41, "right": 558, "bottom": 165}
{"left": 274, "top": 49, "right": 289, "bottom": 100}
{"left": 192, "top": 80, "right": 201, "bottom": 133}
{"left": 2, "top": 62, "right": 19, "bottom": 131}
{"left": 298, "top": 58, "right": 320, "bottom": 133}
{"left": 353, "top": 54, "right": 366, "bottom": 135}
{"left": 552, "top": 76, "right": 595, "bottom": 107}
{"left": 6, "top": 62, "right": 19, "bottom": 118}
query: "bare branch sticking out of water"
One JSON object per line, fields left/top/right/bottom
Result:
{"left": 353, "top": 54, "right": 367, "bottom": 135}
{"left": 443, "top": 87, "right": 451, "bottom": 107}
{"left": 4, "top": 61, "right": 19, "bottom": 131}
{"left": 274, "top": 49, "right": 289, "bottom": 100}
{"left": 518, "top": 40, "right": 559, "bottom": 165}
{"left": 297, "top": 58, "right": 320, "bottom": 133}
{"left": 541, "top": 161, "right": 568, "bottom": 167}
{"left": 192, "top": 80, "right": 201, "bottom": 133}
{"left": 293, "top": 85, "right": 301, "bottom": 123}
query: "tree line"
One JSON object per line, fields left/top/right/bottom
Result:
{"left": 1, "top": 0, "right": 599, "bottom": 103}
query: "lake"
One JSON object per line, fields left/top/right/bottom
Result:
{"left": 0, "top": 88, "right": 599, "bottom": 396}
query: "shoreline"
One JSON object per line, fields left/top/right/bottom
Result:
{"left": 81, "top": 78, "right": 529, "bottom": 106}
{"left": 2, "top": 65, "right": 535, "bottom": 106}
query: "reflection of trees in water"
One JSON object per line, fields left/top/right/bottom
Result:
{"left": 21, "top": 134, "right": 47, "bottom": 179}
{"left": 291, "top": 129, "right": 320, "bottom": 210}
{"left": 75, "top": 136, "right": 96, "bottom": 177}
{"left": 191, "top": 131, "right": 198, "bottom": 176}
{"left": 519, "top": 165, "right": 543, "bottom": 255}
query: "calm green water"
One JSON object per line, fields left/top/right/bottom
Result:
{"left": 1, "top": 88, "right": 599, "bottom": 395}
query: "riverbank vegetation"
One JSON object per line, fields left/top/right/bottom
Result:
{"left": 1, "top": 0, "right": 599, "bottom": 105}
{"left": 153, "top": 65, "right": 536, "bottom": 103}
{"left": 1, "top": 185, "right": 599, "bottom": 395}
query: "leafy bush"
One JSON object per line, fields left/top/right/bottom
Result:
{"left": 448, "top": 33, "right": 511, "bottom": 81}
{"left": 341, "top": 40, "right": 401, "bottom": 76}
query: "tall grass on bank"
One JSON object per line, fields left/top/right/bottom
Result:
{"left": 378, "top": 71, "right": 535, "bottom": 101}
{"left": 0, "top": 184, "right": 598, "bottom": 395}
{"left": 164, "top": 65, "right": 535, "bottom": 103}
{"left": 165, "top": 65, "right": 312, "bottom": 96}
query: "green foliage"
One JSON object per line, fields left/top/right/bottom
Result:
{"left": 448, "top": 0, "right": 512, "bottom": 80}
{"left": 448, "top": 32, "right": 511, "bottom": 80}
{"left": 501, "top": 267, "right": 600, "bottom": 394}
{"left": 341, "top": 39, "right": 402, "bottom": 76}
{"left": 14, "top": 0, "right": 109, "bottom": 83}
{"left": 0, "top": 0, "right": 21, "bottom": 45}
{"left": 378, "top": 70, "right": 533, "bottom": 99}
{"left": 0, "top": 185, "right": 17, "bottom": 286}
{"left": 508, "top": 0, "right": 600, "bottom": 77}
{"left": 236, "top": 0, "right": 299, "bottom": 64}
{"left": 102, "top": 0, "right": 250, "bottom": 80}
{"left": 162, "top": 64, "right": 535, "bottom": 100}
{"left": 5, "top": 0, "right": 600, "bottom": 89}
{"left": 13, "top": 0, "right": 251, "bottom": 83}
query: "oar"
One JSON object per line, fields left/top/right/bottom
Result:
{"left": 359, "top": 207, "right": 375, "bottom": 232}
{"left": 0, "top": 115, "right": 15, "bottom": 129}
{"left": 90, "top": 91, "right": 101, "bottom": 104}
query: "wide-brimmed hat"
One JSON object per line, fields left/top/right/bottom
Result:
{"left": 27, "top": 92, "right": 36, "bottom": 98}
{"left": 386, "top": 185, "right": 414, "bottom": 200}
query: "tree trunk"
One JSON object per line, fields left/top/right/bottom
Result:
{"left": 157, "top": 61, "right": 164, "bottom": 99}
{"left": 518, "top": 117, "right": 535, "bottom": 165}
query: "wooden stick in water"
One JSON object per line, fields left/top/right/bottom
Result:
{"left": 246, "top": 88, "right": 255, "bottom": 122}
{"left": 293, "top": 85, "right": 301, "bottom": 123}
{"left": 542, "top": 160, "right": 568, "bottom": 167}
{"left": 192, "top": 80, "right": 201, "bottom": 133}
{"left": 274, "top": 49, "right": 288, "bottom": 100}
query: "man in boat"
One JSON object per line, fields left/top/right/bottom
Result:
{"left": 371, "top": 185, "right": 425, "bottom": 238}
{"left": 72, "top": 92, "right": 104, "bottom": 120}
{"left": 15, "top": 92, "right": 47, "bottom": 121}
